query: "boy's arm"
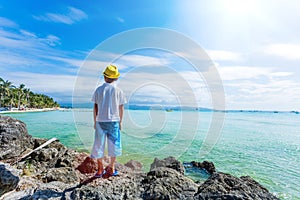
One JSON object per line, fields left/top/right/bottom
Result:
{"left": 93, "top": 103, "right": 98, "bottom": 129}
{"left": 119, "top": 104, "right": 124, "bottom": 130}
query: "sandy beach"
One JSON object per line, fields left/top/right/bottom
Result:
{"left": 0, "top": 107, "right": 61, "bottom": 114}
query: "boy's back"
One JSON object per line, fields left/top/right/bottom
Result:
{"left": 92, "top": 82, "right": 125, "bottom": 122}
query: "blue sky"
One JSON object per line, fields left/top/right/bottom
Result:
{"left": 1, "top": 0, "right": 300, "bottom": 111}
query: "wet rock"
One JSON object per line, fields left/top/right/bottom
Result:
{"left": 150, "top": 156, "right": 185, "bottom": 175}
{"left": 194, "top": 172, "right": 280, "bottom": 200}
{"left": 0, "top": 162, "right": 20, "bottom": 196}
{"left": 191, "top": 160, "right": 216, "bottom": 174}
{"left": 0, "top": 115, "right": 33, "bottom": 160}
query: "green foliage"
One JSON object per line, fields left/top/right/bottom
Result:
{"left": 22, "top": 160, "right": 35, "bottom": 176}
{"left": 0, "top": 77, "right": 60, "bottom": 109}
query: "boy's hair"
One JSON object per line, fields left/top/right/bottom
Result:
{"left": 104, "top": 76, "right": 117, "bottom": 83}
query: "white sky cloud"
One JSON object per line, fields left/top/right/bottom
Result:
{"left": 33, "top": 6, "right": 88, "bottom": 25}
{"left": 115, "top": 54, "right": 171, "bottom": 68}
{"left": 207, "top": 50, "right": 242, "bottom": 61}
{"left": 81, "top": 50, "right": 173, "bottom": 73}
{"left": 264, "top": 43, "right": 300, "bottom": 60}
{"left": 116, "top": 17, "right": 125, "bottom": 23}
{"left": 43, "top": 55, "right": 83, "bottom": 68}
{"left": 20, "top": 29, "right": 37, "bottom": 38}
{"left": 0, "top": 27, "right": 61, "bottom": 50}
{"left": 270, "top": 72, "right": 293, "bottom": 77}
{"left": 218, "top": 66, "right": 272, "bottom": 80}
{"left": 0, "top": 16, "right": 18, "bottom": 27}
{"left": 40, "top": 34, "right": 61, "bottom": 46}
{"left": 218, "top": 66, "right": 300, "bottom": 110}
{"left": 0, "top": 22, "right": 83, "bottom": 75}
{"left": 225, "top": 79, "right": 300, "bottom": 111}
{"left": 4, "top": 71, "right": 76, "bottom": 93}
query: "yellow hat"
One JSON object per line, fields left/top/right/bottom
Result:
{"left": 103, "top": 64, "right": 120, "bottom": 79}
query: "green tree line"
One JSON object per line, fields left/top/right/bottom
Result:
{"left": 0, "top": 77, "right": 60, "bottom": 109}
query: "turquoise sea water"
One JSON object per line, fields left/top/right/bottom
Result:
{"left": 3, "top": 109, "right": 300, "bottom": 199}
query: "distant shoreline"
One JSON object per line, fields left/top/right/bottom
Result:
{"left": 0, "top": 107, "right": 61, "bottom": 114}
{"left": 2, "top": 107, "right": 299, "bottom": 115}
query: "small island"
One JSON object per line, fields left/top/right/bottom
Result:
{"left": 0, "top": 77, "right": 60, "bottom": 113}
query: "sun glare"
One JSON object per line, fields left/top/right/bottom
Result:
{"left": 223, "top": 0, "right": 256, "bottom": 15}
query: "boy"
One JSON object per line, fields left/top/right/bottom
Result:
{"left": 91, "top": 64, "right": 126, "bottom": 178}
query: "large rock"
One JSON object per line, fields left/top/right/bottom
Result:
{"left": 143, "top": 167, "right": 198, "bottom": 200}
{"left": 190, "top": 160, "right": 216, "bottom": 174}
{"left": 41, "top": 167, "right": 79, "bottom": 184}
{"left": 0, "top": 115, "right": 33, "bottom": 160}
{"left": 71, "top": 172, "right": 146, "bottom": 200}
{"left": 15, "top": 138, "right": 77, "bottom": 175}
{"left": 16, "top": 181, "right": 76, "bottom": 200}
{"left": 194, "top": 172, "right": 280, "bottom": 200}
{"left": 0, "top": 162, "right": 20, "bottom": 197}
{"left": 150, "top": 156, "right": 185, "bottom": 175}
{"left": 125, "top": 159, "right": 143, "bottom": 172}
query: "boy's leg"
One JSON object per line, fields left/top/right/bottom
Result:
{"left": 96, "top": 158, "right": 104, "bottom": 175}
{"left": 107, "top": 122, "right": 122, "bottom": 172}
{"left": 91, "top": 122, "right": 106, "bottom": 175}
{"left": 109, "top": 157, "right": 116, "bottom": 172}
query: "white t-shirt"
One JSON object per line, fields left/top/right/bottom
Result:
{"left": 92, "top": 82, "right": 126, "bottom": 122}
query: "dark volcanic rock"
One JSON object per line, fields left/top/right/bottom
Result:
{"left": 194, "top": 172, "right": 280, "bottom": 200}
{"left": 143, "top": 167, "right": 198, "bottom": 200}
{"left": 191, "top": 160, "right": 216, "bottom": 175}
{"left": 16, "top": 138, "right": 77, "bottom": 175}
{"left": 150, "top": 156, "right": 185, "bottom": 175}
{"left": 125, "top": 159, "right": 143, "bottom": 172}
{"left": 42, "top": 167, "right": 79, "bottom": 184}
{"left": 0, "top": 115, "right": 33, "bottom": 160}
{"left": 0, "top": 163, "right": 20, "bottom": 196}
{"left": 71, "top": 172, "right": 146, "bottom": 200}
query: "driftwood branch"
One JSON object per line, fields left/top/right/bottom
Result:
{"left": 12, "top": 137, "right": 58, "bottom": 164}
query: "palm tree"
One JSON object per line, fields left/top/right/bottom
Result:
{"left": 23, "top": 88, "right": 31, "bottom": 108}
{"left": 0, "top": 77, "right": 4, "bottom": 107}
{"left": 1, "top": 80, "right": 15, "bottom": 108}
{"left": 17, "top": 84, "right": 25, "bottom": 110}
{"left": 8, "top": 91, "right": 15, "bottom": 109}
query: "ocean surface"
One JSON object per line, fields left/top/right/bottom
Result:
{"left": 3, "top": 109, "right": 300, "bottom": 199}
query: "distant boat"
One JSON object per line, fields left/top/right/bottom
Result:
{"left": 165, "top": 109, "right": 173, "bottom": 112}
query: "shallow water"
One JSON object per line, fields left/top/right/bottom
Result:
{"left": 4, "top": 109, "right": 300, "bottom": 199}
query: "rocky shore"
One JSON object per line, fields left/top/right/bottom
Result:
{"left": 0, "top": 115, "right": 279, "bottom": 200}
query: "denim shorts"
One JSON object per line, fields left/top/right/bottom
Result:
{"left": 91, "top": 121, "right": 122, "bottom": 158}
